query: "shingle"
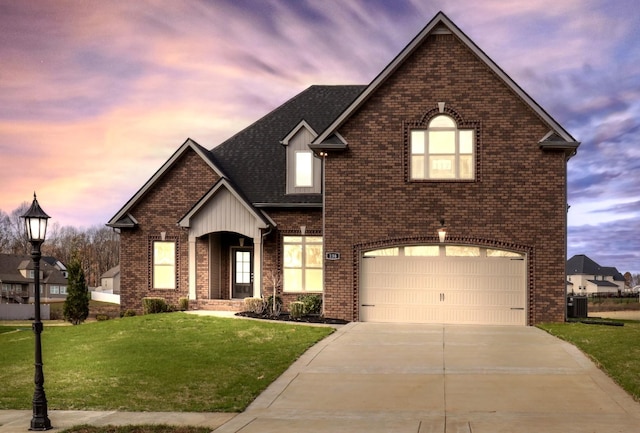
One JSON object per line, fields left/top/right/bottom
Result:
{"left": 566, "top": 254, "right": 623, "bottom": 279}
{"left": 210, "top": 85, "right": 365, "bottom": 205}
{"left": 587, "top": 279, "right": 618, "bottom": 287}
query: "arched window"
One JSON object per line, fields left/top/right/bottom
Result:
{"left": 410, "top": 115, "right": 475, "bottom": 180}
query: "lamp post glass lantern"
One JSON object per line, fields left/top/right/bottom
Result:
{"left": 437, "top": 217, "right": 447, "bottom": 243}
{"left": 21, "top": 193, "right": 52, "bottom": 431}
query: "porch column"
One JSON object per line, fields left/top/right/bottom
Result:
{"left": 253, "top": 236, "right": 262, "bottom": 298}
{"left": 188, "top": 235, "right": 196, "bottom": 300}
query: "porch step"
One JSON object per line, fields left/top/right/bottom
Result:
{"left": 193, "top": 299, "right": 245, "bottom": 312}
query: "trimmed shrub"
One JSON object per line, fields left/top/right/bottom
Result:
{"left": 297, "top": 294, "right": 322, "bottom": 315}
{"left": 49, "top": 308, "right": 61, "bottom": 321}
{"left": 244, "top": 297, "right": 265, "bottom": 314}
{"left": 265, "top": 295, "right": 282, "bottom": 316}
{"left": 142, "top": 297, "right": 170, "bottom": 314}
{"left": 178, "top": 297, "right": 189, "bottom": 311}
{"left": 121, "top": 309, "right": 137, "bottom": 318}
{"left": 289, "top": 301, "right": 305, "bottom": 319}
{"left": 95, "top": 314, "right": 110, "bottom": 321}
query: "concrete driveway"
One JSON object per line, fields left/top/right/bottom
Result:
{"left": 214, "top": 322, "right": 640, "bottom": 433}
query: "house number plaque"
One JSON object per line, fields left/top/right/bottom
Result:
{"left": 326, "top": 252, "right": 340, "bottom": 260}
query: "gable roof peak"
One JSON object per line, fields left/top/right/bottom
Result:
{"left": 280, "top": 120, "right": 317, "bottom": 146}
{"left": 313, "top": 11, "right": 579, "bottom": 148}
{"left": 107, "top": 137, "right": 226, "bottom": 228}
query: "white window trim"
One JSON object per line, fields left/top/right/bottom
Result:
{"left": 153, "top": 240, "right": 177, "bottom": 290}
{"left": 294, "top": 151, "right": 314, "bottom": 188}
{"left": 410, "top": 115, "right": 475, "bottom": 180}
{"left": 283, "top": 235, "right": 323, "bottom": 293}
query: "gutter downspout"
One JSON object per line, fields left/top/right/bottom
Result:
{"left": 321, "top": 152, "right": 327, "bottom": 317}
{"left": 564, "top": 153, "right": 570, "bottom": 322}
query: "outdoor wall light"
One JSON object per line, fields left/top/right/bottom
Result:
{"left": 21, "top": 193, "right": 52, "bottom": 431}
{"left": 437, "top": 217, "right": 447, "bottom": 243}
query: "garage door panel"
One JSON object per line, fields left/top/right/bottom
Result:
{"left": 364, "top": 288, "right": 442, "bottom": 305}
{"left": 360, "top": 251, "right": 526, "bottom": 325}
{"left": 442, "top": 306, "right": 525, "bottom": 325}
{"left": 361, "top": 304, "right": 441, "bottom": 323}
{"left": 444, "top": 290, "right": 524, "bottom": 307}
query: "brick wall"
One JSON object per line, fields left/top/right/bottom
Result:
{"left": 195, "top": 236, "right": 210, "bottom": 300}
{"left": 119, "top": 147, "right": 219, "bottom": 313}
{"left": 323, "top": 33, "right": 568, "bottom": 324}
{"left": 261, "top": 209, "right": 323, "bottom": 309}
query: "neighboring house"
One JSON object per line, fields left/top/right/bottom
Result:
{"left": 566, "top": 254, "right": 626, "bottom": 295}
{"left": 0, "top": 254, "right": 68, "bottom": 303}
{"left": 42, "top": 256, "right": 68, "bottom": 278}
{"left": 108, "top": 12, "right": 579, "bottom": 325}
{"left": 100, "top": 265, "right": 120, "bottom": 294}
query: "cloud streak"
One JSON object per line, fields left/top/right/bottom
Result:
{"left": 0, "top": 0, "right": 638, "bottom": 273}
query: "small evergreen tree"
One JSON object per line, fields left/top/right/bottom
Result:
{"left": 63, "top": 253, "right": 90, "bottom": 325}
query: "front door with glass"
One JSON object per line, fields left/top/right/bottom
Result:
{"left": 232, "top": 248, "right": 253, "bottom": 299}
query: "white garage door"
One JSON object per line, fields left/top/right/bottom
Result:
{"left": 360, "top": 245, "right": 526, "bottom": 325}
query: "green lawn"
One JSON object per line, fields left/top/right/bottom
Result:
{"left": 60, "top": 426, "right": 210, "bottom": 433}
{"left": 0, "top": 325, "right": 22, "bottom": 334}
{"left": 539, "top": 321, "right": 640, "bottom": 401}
{"left": 0, "top": 313, "right": 334, "bottom": 412}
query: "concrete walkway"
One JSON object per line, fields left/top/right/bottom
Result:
{"left": 215, "top": 322, "right": 640, "bottom": 433}
{"left": 2, "top": 322, "right": 640, "bottom": 432}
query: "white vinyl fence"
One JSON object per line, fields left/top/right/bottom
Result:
{"left": 91, "top": 291, "right": 120, "bottom": 304}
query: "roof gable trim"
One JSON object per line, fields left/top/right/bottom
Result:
{"left": 178, "top": 178, "right": 275, "bottom": 229}
{"left": 107, "top": 138, "right": 225, "bottom": 227}
{"left": 313, "top": 11, "right": 578, "bottom": 146}
{"left": 280, "top": 120, "right": 317, "bottom": 145}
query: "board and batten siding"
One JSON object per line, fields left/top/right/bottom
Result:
{"left": 189, "top": 188, "right": 263, "bottom": 239}
{"left": 185, "top": 187, "right": 267, "bottom": 299}
{"left": 286, "top": 126, "right": 322, "bottom": 194}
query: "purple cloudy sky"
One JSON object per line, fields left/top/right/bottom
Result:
{"left": 1, "top": 0, "right": 639, "bottom": 273}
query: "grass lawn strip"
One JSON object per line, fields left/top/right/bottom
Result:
{"left": 59, "top": 425, "right": 211, "bottom": 433}
{"left": 0, "top": 313, "right": 334, "bottom": 412}
{"left": 539, "top": 321, "right": 640, "bottom": 401}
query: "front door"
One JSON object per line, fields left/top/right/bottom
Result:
{"left": 232, "top": 248, "right": 253, "bottom": 299}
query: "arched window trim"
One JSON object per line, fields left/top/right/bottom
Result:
{"left": 404, "top": 106, "right": 480, "bottom": 182}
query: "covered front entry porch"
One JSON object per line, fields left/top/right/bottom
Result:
{"left": 178, "top": 179, "right": 275, "bottom": 309}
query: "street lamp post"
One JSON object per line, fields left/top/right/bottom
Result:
{"left": 21, "top": 193, "right": 52, "bottom": 431}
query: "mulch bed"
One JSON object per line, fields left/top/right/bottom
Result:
{"left": 235, "top": 311, "right": 349, "bottom": 325}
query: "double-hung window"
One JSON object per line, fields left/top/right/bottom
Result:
{"left": 283, "top": 236, "right": 323, "bottom": 292}
{"left": 410, "top": 115, "right": 475, "bottom": 180}
{"left": 153, "top": 241, "right": 176, "bottom": 289}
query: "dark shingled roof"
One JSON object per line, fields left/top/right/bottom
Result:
{"left": 210, "top": 85, "right": 365, "bottom": 205}
{"left": 566, "top": 254, "right": 624, "bottom": 280}
{"left": 587, "top": 279, "right": 619, "bottom": 287}
{"left": 0, "top": 254, "right": 66, "bottom": 285}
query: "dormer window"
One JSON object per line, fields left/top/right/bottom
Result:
{"left": 295, "top": 151, "right": 314, "bottom": 187}
{"left": 282, "top": 121, "right": 321, "bottom": 194}
{"left": 410, "top": 115, "right": 475, "bottom": 180}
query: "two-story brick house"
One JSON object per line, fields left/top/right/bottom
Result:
{"left": 0, "top": 254, "right": 68, "bottom": 303}
{"left": 108, "top": 12, "right": 579, "bottom": 325}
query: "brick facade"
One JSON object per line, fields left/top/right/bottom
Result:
{"left": 261, "top": 209, "right": 323, "bottom": 308}
{"left": 323, "top": 33, "right": 568, "bottom": 324}
{"left": 119, "top": 148, "right": 219, "bottom": 313}
{"left": 114, "top": 19, "right": 573, "bottom": 325}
